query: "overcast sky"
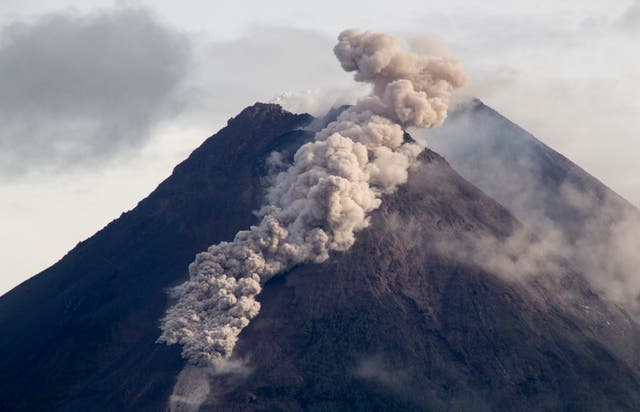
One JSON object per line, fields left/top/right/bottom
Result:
{"left": 1, "top": 0, "right": 639, "bottom": 295}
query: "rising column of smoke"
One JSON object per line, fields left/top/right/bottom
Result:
{"left": 158, "top": 29, "right": 466, "bottom": 365}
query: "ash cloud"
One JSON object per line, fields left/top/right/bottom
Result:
{"left": 158, "top": 29, "right": 466, "bottom": 366}
{"left": 169, "top": 366, "right": 211, "bottom": 412}
{"left": 0, "top": 7, "right": 191, "bottom": 178}
{"left": 408, "top": 34, "right": 450, "bottom": 57}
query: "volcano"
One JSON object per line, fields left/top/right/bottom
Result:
{"left": 1, "top": 102, "right": 640, "bottom": 411}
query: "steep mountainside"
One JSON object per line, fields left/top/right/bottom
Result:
{"left": 427, "top": 98, "right": 640, "bottom": 326}
{"left": 207, "top": 147, "right": 640, "bottom": 412}
{"left": 0, "top": 104, "right": 312, "bottom": 411}
{"left": 427, "top": 99, "right": 640, "bottom": 241}
{"left": 1, "top": 103, "right": 639, "bottom": 411}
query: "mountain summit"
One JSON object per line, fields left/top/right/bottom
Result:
{"left": 1, "top": 102, "right": 640, "bottom": 411}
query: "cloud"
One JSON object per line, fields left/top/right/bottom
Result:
{"left": 183, "top": 25, "right": 356, "bottom": 120}
{"left": 0, "top": 7, "right": 191, "bottom": 178}
{"left": 0, "top": 21, "right": 360, "bottom": 181}
{"left": 618, "top": 0, "right": 640, "bottom": 32}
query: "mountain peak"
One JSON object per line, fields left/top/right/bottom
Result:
{"left": 227, "top": 102, "right": 311, "bottom": 127}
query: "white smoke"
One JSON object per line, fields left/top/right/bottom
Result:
{"left": 271, "top": 85, "right": 370, "bottom": 116}
{"left": 158, "top": 29, "right": 466, "bottom": 366}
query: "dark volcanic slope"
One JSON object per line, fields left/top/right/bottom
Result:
{"left": 210, "top": 150, "right": 640, "bottom": 412}
{"left": 1, "top": 103, "right": 640, "bottom": 411}
{"left": 0, "top": 104, "right": 312, "bottom": 412}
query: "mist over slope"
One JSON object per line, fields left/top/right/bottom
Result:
{"left": 0, "top": 102, "right": 639, "bottom": 411}
{"left": 427, "top": 99, "right": 640, "bottom": 311}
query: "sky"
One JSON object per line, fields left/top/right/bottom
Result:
{"left": 1, "top": 0, "right": 639, "bottom": 295}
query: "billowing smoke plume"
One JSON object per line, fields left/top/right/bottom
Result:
{"left": 158, "top": 29, "right": 466, "bottom": 365}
